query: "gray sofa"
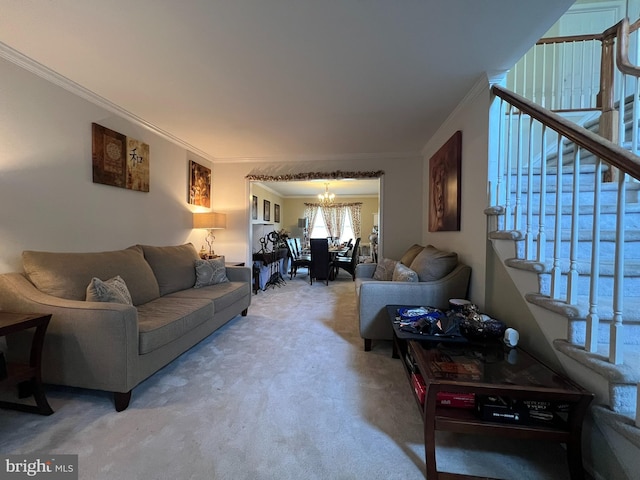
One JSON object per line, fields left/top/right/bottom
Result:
{"left": 355, "top": 244, "right": 471, "bottom": 351}
{"left": 0, "top": 243, "right": 251, "bottom": 411}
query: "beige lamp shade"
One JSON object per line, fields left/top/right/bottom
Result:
{"left": 193, "top": 212, "right": 227, "bottom": 229}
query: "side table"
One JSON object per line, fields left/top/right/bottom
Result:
{"left": 0, "top": 312, "right": 54, "bottom": 415}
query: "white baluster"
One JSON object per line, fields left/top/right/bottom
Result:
{"left": 567, "top": 146, "right": 580, "bottom": 305}
{"left": 537, "top": 125, "right": 547, "bottom": 263}
{"left": 609, "top": 173, "right": 627, "bottom": 365}
{"left": 586, "top": 158, "right": 601, "bottom": 353}
{"left": 525, "top": 117, "right": 535, "bottom": 260}
{"left": 550, "top": 135, "right": 563, "bottom": 300}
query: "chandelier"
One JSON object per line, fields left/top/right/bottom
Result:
{"left": 318, "top": 182, "right": 336, "bottom": 205}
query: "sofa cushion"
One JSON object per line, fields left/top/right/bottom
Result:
{"left": 373, "top": 258, "right": 398, "bottom": 281}
{"left": 140, "top": 243, "right": 200, "bottom": 296}
{"left": 392, "top": 263, "right": 419, "bottom": 282}
{"left": 22, "top": 246, "right": 160, "bottom": 305}
{"left": 409, "top": 245, "right": 458, "bottom": 282}
{"left": 168, "top": 281, "right": 248, "bottom": 313}
{"left": 194, "top": 257, "right": 229, "bottom": 288}
{"left": 85, "top": 275, "right": 133, "bottom": 305}
{"left": 400, "top": 244, "right": 425, "bottom": 266}
{"left": 136, "top": 296, "right": 214, "bottom": 354}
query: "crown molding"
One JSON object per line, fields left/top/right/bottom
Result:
{"left": 0, "top": 41, "right": 215, "bottom": 162}
{"left": 212, "top": 151, "right": 420, "bottom": 164}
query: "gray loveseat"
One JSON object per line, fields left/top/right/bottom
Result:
{"left": 0, "top": 243, "right": 251, "bottom": 411}
{"left": 355, "top": 244, "right": 471, "bottom": 351}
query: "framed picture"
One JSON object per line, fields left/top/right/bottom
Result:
{"left": 92, "top": 123, "right": 149, "bottom": 192}
{"left": 428, "top": 130, "right": 462, "bottom": 232}
{"left": 188, "top": 160, "right": 211, "bottom": 207}
{"left": 263, "top": 199, "right": 271, "bottom": 222}
{"left": 274, "top": 204, "right": 280, "bottom": 223}
{"left": 252, "top": 195, "right": 258, "bottom": 220}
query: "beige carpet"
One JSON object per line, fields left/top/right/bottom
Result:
{"left": 0, "top": 269, "right": 573, "bottom": 479}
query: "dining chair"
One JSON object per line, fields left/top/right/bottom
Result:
{"left": 336, "top": 237, "right": 361, "bottom": 281}
{"left": 309, "top": 238, "right": 333, "bottom": 285}
{"left": 286, "top": 238, "right": 311, "bottom": 279}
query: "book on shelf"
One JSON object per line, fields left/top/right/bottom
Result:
{"left": 427, "top": 350, "right": 482, "bottom": 380}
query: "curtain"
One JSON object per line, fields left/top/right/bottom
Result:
{"left": 305, "top": 202, "right": 362, "bottom": 242}
{"left": 304, "top": 204, "right": 318, "bottom": 245}
{"left": 346, "top": 203, "right": 362, "bottom": 240}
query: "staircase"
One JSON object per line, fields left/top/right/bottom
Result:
{"left": 487, "top": 84, "right": 640, "bottom": 479}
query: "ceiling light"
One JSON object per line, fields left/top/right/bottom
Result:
{"left": 318, "top": 182, "right": 335, "bottom": 205}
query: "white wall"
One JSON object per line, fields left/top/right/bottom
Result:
{"left": 0, "top": 57, "right": 424, "bottom": 273}
{"left": 0, "top": 57, "right": 216, "bottom": 273}
{"left": 421, "top": 78, "right": 491, "bottom": 308}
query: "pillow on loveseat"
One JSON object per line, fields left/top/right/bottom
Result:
{"left": 373, "top": 258, "right": 398, "bottom": 281}
{"left": 409, "top": 245, "right": 458, "bottom": 282}
{"left": 392, "top": 263, "right": 419, "bottom": 282}
{"left": 400, "top": 244, "right": 424, "bottom": 266}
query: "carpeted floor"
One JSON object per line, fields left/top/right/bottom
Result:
{"left": 0, "top": 269, "right": 573, "bottom": 479}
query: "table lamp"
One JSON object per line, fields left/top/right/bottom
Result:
{"left": 193, "top": 212, "right": 227, "bottom": 257}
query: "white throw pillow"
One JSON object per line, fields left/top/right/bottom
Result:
{"left": 392, "top": 263, "right": 419, "bottom": 282}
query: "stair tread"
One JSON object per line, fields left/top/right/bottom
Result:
{"left": 553, "top": 338, "right": 640, "bottom": 384}
{"left": 592, "top": 405, "right": 640, "bottom": 450}
{"left": 526, "top": 293, "right": 640, "bottom": 322}
{"left": 507, "top": 257, "right": 640, "bottom": 276}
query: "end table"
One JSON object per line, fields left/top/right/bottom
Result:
{"left": 0, "top": 312, "right": 54, "bottom": 415}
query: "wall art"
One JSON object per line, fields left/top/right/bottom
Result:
{"left": 92, "top": 123, "right": 150, "bottom": 192}
{"left": 428, "top": 130, "right": 461, "bottom": 232}
{"left": 274, "top": 204, "right": 280, "bottom": 223}
{"left": 252, "top": 195, "right": 258, "bottom": 220}
{"left": 189, "top": 160, "right": 211, "bottom": 208}
{"left": 263, "top": 199, "right": 271, "bottom": 222}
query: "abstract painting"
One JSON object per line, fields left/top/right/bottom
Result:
{"left": 189, "top": 160, "right": 211, "bottom": 208}
{"left": 428, "top": 130, "right": 461, "bottom": 232}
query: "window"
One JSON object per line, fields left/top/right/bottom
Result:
{"left": 309, "top": 207, "right": 355, "bottom": 243}
{"left": 310, "top": 207, "right": 328, "bottom": 239}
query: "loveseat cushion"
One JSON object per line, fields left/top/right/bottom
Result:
{"left": 140, "top": 243, "right": 200, "bottom": 296}
{"left": 136, "top": 296, "right": 214, "bottom": 354}
{"left": 409, "top": 245, "right": 458, "bottom": 282}
{"left": 400, "top": 244, "right": 424, "bottom": 266}
{"left": 23, "top": 246, "right": 160, "bottom": 305}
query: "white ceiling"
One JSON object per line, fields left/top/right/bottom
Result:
{"left": 258, "top": 178, "right": 380, "bottom": 197}
{"left": 0, "top": 0, "right": 573, "bottom": 164}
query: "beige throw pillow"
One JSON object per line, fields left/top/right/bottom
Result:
{"left": 392, "top": 263, "right": 419, "bottom": 282}
{"left": 409, "top": 245, "right": 458, "bottom": 282}
{"left": 86, "top": 275, "right": 133, "bottom": 305}
{"left": 373, "top": 258, "right": 398, "bottom": 281}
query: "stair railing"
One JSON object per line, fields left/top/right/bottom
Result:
{"left": 492, "top": 85, "right": 640, "bottom": 367}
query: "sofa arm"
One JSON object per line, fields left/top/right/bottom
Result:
{"left": 0, "top": 272, "right": 139, "bottom": 392}
{"left": 355, "top": 263, "right": 377, "bottom": 279}
{"left": 357, "top": 264, "right": 471, "bottom": 341}
{"left": 225, "top": 266, "right": 251, "bottom": 283}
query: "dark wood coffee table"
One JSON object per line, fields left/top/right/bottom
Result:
{"left": 387, "top": 305, "right": 593, "bottom": 480}
{"left": 0, "top": 312, "right": 54, "bottom": 415}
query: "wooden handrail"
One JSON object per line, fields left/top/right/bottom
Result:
{"left": 616, "top": 18, "right": 640, "bottom": 76}
{"left": 537, "top": 34, "right": 602, "bottom": 45}
{"left": 492, "top": 85, "right": 640, "bottom": 181}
